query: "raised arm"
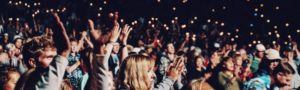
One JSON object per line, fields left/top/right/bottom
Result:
{"left": 89, "top": 12, "right": 121, "bottom": 90}
{"left": 52, "top": 13, "right": 71, "bottom": 57}
{"left": 119, "top": 24, "right": 132, "bottom": 61}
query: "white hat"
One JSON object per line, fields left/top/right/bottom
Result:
{"left": 265, "top": 49, "right": 281, "bottom": 60}
{"left": 256, "top": 44, "right": 266, "bottom": 52}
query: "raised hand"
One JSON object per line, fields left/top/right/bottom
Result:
{"left": 109, "top": 12, "right": 121, "bottom": 43}
{"left": 119, "top": 24, "right": 133, "bottom": 45}
{"left": 52, "top": 13, "right": 71, "bottom": 57}
{"left": 166, "top": 57, "right": 185, "bottom": 81}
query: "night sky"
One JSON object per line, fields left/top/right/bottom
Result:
{"left": 1, "top": 0, "right": 300, "bottom": 44}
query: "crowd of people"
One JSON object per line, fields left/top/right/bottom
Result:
{"left": 0, "top": 11, "right": 300, "bottom": 90}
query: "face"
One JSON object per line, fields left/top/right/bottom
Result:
{"left": 14, "top": 39, "right": 22, "bottom": 49}
{"left": 239, "top": 49, "right": 247, "bottom": 60}
{"left": 71, "top": 41, "right": 78, "bottom": 53}
{"left": 166, "top": 43, "right": 175, "bottom": 54}
{"left": 224, "top": 59, "right": 234, "bottom": 71}
{"left": 38, "top": 49, "right": 57, "bottom": 68}
{"left": 284, "top": 51, "right": 294, "bottom": 59}
{"left": 211, "top": 52, "right": 220, "bottom": 65}
{"left": 269, "top": 60, "right": 280, "bottom": 71}
{"left": 257, "top": 51, "right": 264, "bottom": 58}
{"left": 235, "top": 56, "right": 243, "bottom": 66}
{"left": 276, "top": 72, "right": 293, "bottom": 86}
{"left": 4, "top": 72, "right": 20, "bottom": 90}
{"left": 195, "top": 58, "right": 203, "bottom": 68}
{"left": 112, "top": 43, "right": 120, "bottom": 54}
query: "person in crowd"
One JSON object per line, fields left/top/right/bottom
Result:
{"left": 256, "top": 49, "right": 281, "bottom": 76}
{"left": 3, "top": 68, "right": 20, "bottom": 90}
{"left": 188, "top": 78, "right": 214, "bottom": 90}
{"left": 187, "top": 56, "right": 205, "bottom": 81}
{"left": 216, "top": 57, "right": 241, "bottom": 90}
{"left": 15, "top": 13, "right": 71, "bottom": 90}
{"left": 65, "top": 37, "right": 84, "bottom": 89}
{"left": 282, "top": 45, "right": 300, "bottom": 89}
{"left": 244, "top": 62, "right": 295, "bottom": 90}
{"left": 250, "top": 44, "right": 266, "bottom": 73}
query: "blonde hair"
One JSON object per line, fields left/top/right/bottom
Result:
{"left": 119, "top": 55, "right": 154, "bottom": 90}
{"left": 189, "top": 78, "right": 214, "bottom": 90}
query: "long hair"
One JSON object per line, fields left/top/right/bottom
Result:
{"left": 118, "top": 55, "right": 154, "bottom": 90}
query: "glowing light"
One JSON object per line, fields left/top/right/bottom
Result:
{"left": 190, "top": 20, "right": 194, "bottom": 24}
{"left": 98, "top": 13, "right": 101, "bottom": 17}
{"left": 148, "top": 21, "right": 152, "bottom": 24}
{"left": 8, "top": 1, "right": 12, "bottom": 4}
{"left": 99, "top": 7, "right": 103, "bottom": 11}
{"left": 207, "top": 19, "right": 211, "bottom": 23}
{"left": 260, "top": 4, "right": 264, "bottom": 7}
{"left": 257, "top": 41, "right": 261, "bottom": 44}
{"left": 231, "top": 38, "right": 234, "bottom": 41}
{"left": 181, "top": 24, "right": 187, "bottom": 29}
{"left": 173, "top": 7, "right": 176, "bottom": 11}
{"left": 219, "top": 32, "right": 224, "bottom": 36}
{"left": 235, "top": 35, "right": 239, "bottom": 38}
{"left": 211, "top": 9, "right": 215, "bottom": 12}
{"left": 248, "top": 44, "right": 252, "bottom": 47}
{"left": 186, "top": 32, "right": 190, "bottom": 36}
{"left": 182, "top": 0, "right": 188, "bottom": 3}
{"left": 285, "top": 23, "right": 289, "bottom": 27}
{"left": 288, "top": 35, "right": 291, "bottom": 38}
{"left": 220, "top": 22, "right": 225, "bottom": 26}
{"left": 274, "top": 26, "right": 278, "bottom": 29}
{"left": 254, "top": 8, "right": 258, "bottom": 12}
{"left": 272, "top": 41, "right": 276, "bottom": 44}
{"left": 227, "top": 32, "right": 231, "bottom": 36}
{"left": 268, "top": 32, "right": 272, "bottom": 35}
{"left": 171, "top": 20, "right": 175, "bottom": 24}
{"left": 260, "top": 14, "right": 264, "bottom": 18}
{"left": 120, "top": 19, "right": 124, "bottom": 23}
{"left": 90, "top": 3, "right": 93, "bottom": 6}
{"left": 275, "top": 6, "right": 279, "bottom": 10}
{"left": 250, "top": 32, "right": 254, "bottom": 35}
{"left": 234, "top": 29, "right": 239, "bottom": 33}
{"left": 174, "top": 17, "right": 178, "bottom": 20}
{"left": 284, "top": 42, "right": 288, "bottom": 45}
{"left": 8, "top": 18, "right": 12, "bottom": 21}
{"left": 215, "top": 21, "right": 219, "bottom": 24}
{"left": 276, "top": 34, "right": 280, "bottom": 38}
{"left": 297, "top": 29, "right": 300, "bottom": 33}
{"left": 103, "top": 1, "right": 107, "bottom": 4}
{"left": 16, "top": 18, "right": 19, "bottom": 21}
{"left": 253, "top": 41, "right": 257, "bottom": 44}
{"left": 250, "top": 24, "right": 254, "bottom": 27}
{"left": 157, "top": 0, "right": 161, "bottom": 3}
{"left": 274, "top": 30, "right": 278, "bottom": 34}
{"left": 194, "top": 16, "right": 198, "bottom": 20}
{"left": 222, "top": 6, "right": 226, "bottom": 10}
{"left": 266, "top": 19, "right": 270, "bottom": 23}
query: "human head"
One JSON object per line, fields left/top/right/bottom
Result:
{"left": 195, "top": 56, "right": 204, "bottom": 68}
{"left": 273, "top": 62, "right": 295, "bottom": 87}
{"left": 118, "top": 55, "right": 154, "bottom": 90}
{"left": 3, "top": 69, "right": 20, "bottom": 90}
{"left": 70, "top": 38, "right": 78, "bottom": 53}
{"left": 220, "top": 57, "right": 234, "bottom": 71}
{"left": 165, "top": 43, "right": 175, "bottom": 54}
{"left": 31, "top": 38, "right": 57, "bottom": 68}
{"left": 13, "top": 38, "right": 23, "bottom": 49}
{"left": 112, "top": 43, "right": 120, "bottom": 54}
{"left": 265, "top": 49, "right": 281, "bottom": 71}
{"left": 256, "top": 44, "right": 266, "bottom": 58}
{"left": 188, "top": 79, "right": 214, "bottom": 90}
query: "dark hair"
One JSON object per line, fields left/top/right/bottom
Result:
{"left": 272, "top": 62, "right": 295, "bottom": 75}
{"left": 216, "top": 57, "right": 232, "bottom": 71}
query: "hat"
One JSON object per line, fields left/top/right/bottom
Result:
{"left": 265, "top": 49, "right": 281, "bottom": 60}
{"left": 256, "top": 44, "right": 266, "bottom": 52}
